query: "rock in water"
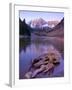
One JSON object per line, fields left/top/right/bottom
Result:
{"left": 24, "top": 46, "right": 61, "bottom": 78}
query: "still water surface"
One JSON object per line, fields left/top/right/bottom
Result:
{"left": 19, "top": 36, "right": 64, "bottom": 79}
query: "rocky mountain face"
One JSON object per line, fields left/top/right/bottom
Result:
{"left": 47, "top": 18, "right": 64, "bottom": 37}
{"left": 28, "top": 18, "right": 47, "bottom": 28}
{"left": 48, "top": 21, "right": 59, "bottom": 28}
{"left": 53, "top": 18, "right": 64, "bottom": 30}
{"left": 28, "top": 18, "right": 59, "bottom": 29}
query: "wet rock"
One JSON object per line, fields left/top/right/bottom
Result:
{"left": 24, "top": 47, "right": 61, "bottom": 79}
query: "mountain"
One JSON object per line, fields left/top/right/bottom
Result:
{"left": 28, "top": 18, "right": 47, "bottom": 28}
{"left": 28, "top": 18, "right": 60, "bottom": 29}
{"left": 19, "top": 18, "right": 34, "bottom": 36}
{"left": 33, "top": 18, "right": 64, "bottom": 37}
{"left": 47, "top": 18, "right": 64, "bottom": 37}
{"left": 28, "top": 18, "right": 53, "bottom": 32}
{"left": 48, "top": 21, "right": 59, "bottom": 28}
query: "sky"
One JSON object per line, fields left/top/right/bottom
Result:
{"left": 19, "top": 10, "right": 64, "bottom": 23}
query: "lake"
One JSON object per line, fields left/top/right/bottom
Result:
{"left": 19, "top": 35, "right": 64, "bottom": 79}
